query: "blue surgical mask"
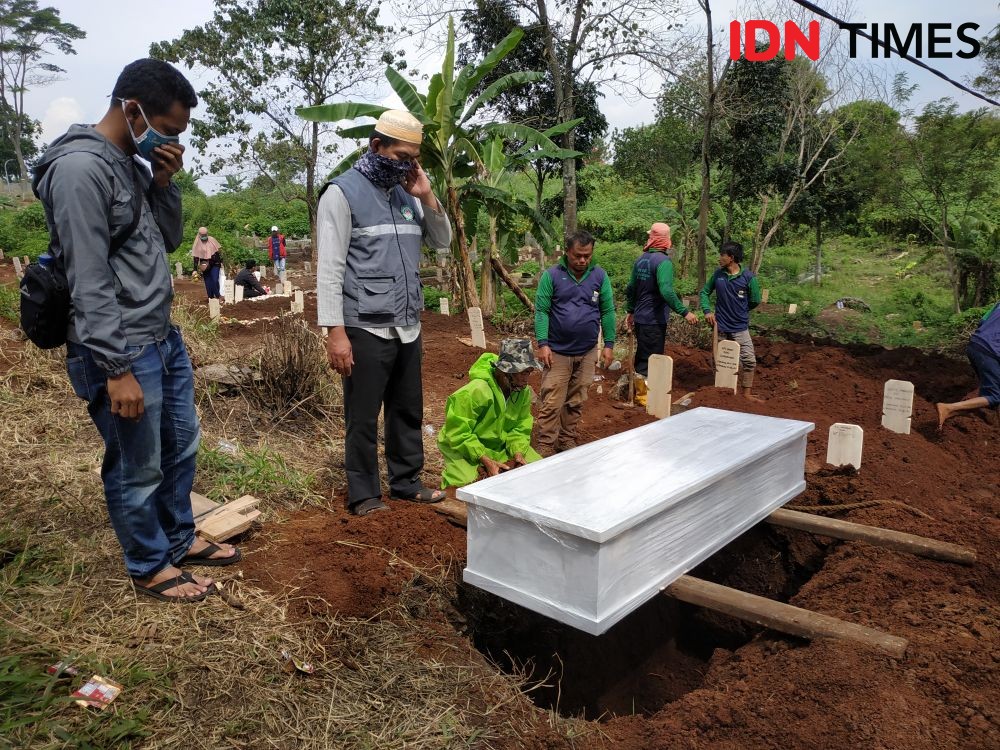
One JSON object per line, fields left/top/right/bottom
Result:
{"left": 121, "top": 99, "right": 179, "bottom": 161}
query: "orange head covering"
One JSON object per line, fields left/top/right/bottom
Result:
{"left": 644, "top": 222, "right": 672, "bottom": 251}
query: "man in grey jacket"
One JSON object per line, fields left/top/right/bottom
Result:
{"left": 318, "top": 110, "right": 452, "bottom": 516}
{"left": 32, "top": 59, "right": 238, "bottom": 602}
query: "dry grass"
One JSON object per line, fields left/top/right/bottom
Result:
{"left": 0, "top": 321, "right": 587, "bottom": 749}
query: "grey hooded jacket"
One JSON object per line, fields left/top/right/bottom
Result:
{"left": 32, "top": 124, "right": 183, "bottom": 377}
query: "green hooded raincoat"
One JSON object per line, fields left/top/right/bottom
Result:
{"left": 437, "top": 353, "right": 542, "bottom": 488}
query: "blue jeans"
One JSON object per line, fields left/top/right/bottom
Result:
{"left": 202, "top": 265, "right": 221, "bottom": 299}
{"left": 273, "top": 257, "right": 285, "bottom": 273}
{"left": 66, "top": 327, "right": 201, "bottom": 578}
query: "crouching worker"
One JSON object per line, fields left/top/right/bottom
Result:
{"left": 438, "top": 339, "right": 543, "bottom": 488}
{"left": 937, "top": 301, "right": 1000, "bottom": 430}
{"left": 234, "top": 259, "right": 269, "bottom": 298}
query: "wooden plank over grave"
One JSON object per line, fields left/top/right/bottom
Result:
{"left": 646, "top": 354, "right": 673, "bottom": 418}
{"left": 714, "top": 339, "right": 740, "bottom": 392}
{"left": 467, "top": 306, "right": 486, "bottom": 348}
{"left": 881, "top": 379, "right": 914, "bottom": 434}
{"left": 826, "top": 423, "right": 863, "bottom": 469}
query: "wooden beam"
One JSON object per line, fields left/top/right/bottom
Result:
{"left": 490, "top": 256, "right": 535, "bottom": 312}
{"left": 766, "top": 508, "right": 976, "bottom": 565}
{"left": 663, "top": 575, "right": 908, "bottom": 658}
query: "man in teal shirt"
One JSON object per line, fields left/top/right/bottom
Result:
{"left": 700, "top": 241, "right": 763, "bottom": 400}
{"left": 534, "top": 231, "right": 616, "bottom": 455}
{"left": 625, "top": 222, "right": 697, "bottom": 377}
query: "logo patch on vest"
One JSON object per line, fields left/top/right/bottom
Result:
{"left": 400, "top": 206, "right": 415, "bottom": 221}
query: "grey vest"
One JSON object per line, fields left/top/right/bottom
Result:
{"left": 330, "top": 168, "right": 425, "bottom": 327}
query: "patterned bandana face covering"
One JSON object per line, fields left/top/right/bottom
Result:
{"left": 353, "top": 150, "right": 414, "bottom": 189}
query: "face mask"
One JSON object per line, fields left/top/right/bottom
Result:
{"left": 353, "top": 149, "right": 415, "bottom": 189}
{"left": 200, "top": 236, "right": 209, "bottom": 242}
{"left": 121, "top": 99, "right": 179, "bottom": 161}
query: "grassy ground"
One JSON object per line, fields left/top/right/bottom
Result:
{"left": 0, "top": 301, "right": 571, "bottom": 749}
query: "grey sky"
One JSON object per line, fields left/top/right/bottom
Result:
{"left": 29, "top": 0, "right": 997, "bottom": 192}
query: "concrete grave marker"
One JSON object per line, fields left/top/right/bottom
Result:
{"left": 0, "top": 249, "right": 5, "bottom": 260}
{"left": 439, "top": 297, "right": 450, "bottom": 316}
{"left": 12, "top": 256, "right": 22, "bottom": 279}
{"left": 224, "top": 279, "right": 235, "bottom": 304}
{"left": 788, "top": 303, "right": 798, "bottom": 314}
{"left": 304, "top": 261, "right": 312, "bottom": 273}
{"left": 294, "top": 290, "right": 304, "bottom": 313}
{"left": 235, "top": 284, "right": 244, "bottom": 303}
{"left": 175, "top": 261, "right": 183, "bottom": 278}
{"left": 881, "top": 379, "right": 914, "bottom": 434}
{"left": 260, "top": 265, "right": 266, "bottom": 279}
{"left": 646, "top": 354, "right": 673, "bottom": 418}
{"left": 279, "top": 270, "right": 287, "bottom": 285}
{"left": 209, "top": 298, "right": 220, "bottom": 320}
{"left": 467, "top": 306, "right": 486, "bottom": 349}
{"left": 826, "top": 423, "right": 863, "bottom": 469}
{"left": 714, "top": 339, "right": 740, "bottom": 392}
{"left": 762, "top": 288, "right": 769, "bottom": 304}
{"left": 275, "top": 282, "right": 284, "bottom": 295}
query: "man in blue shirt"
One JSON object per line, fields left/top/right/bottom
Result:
{"left": 937, "top": 302, "right": 1000, "bottom": 430}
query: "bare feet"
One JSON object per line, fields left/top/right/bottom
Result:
{"left": 134, "top": 565, "right": 214, "bottom": 600}
{"left": 741, "top": 388, "right": 765, "bottom": 403}
{"left": 936, "top": 402, "right": 950, "bottom": 431}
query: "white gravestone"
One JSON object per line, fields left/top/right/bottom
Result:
{"left": 881, "top": 379, "right": 914, "bottom": 434}
{"left": 12, "top": 256, "right": 22, "bottom": 279}
{"left": 826, "top": 423, "right": 863, "bottom": 470}
{"left": 294, "top": 290, "right": 304, "bottom": 313}
{"left": 788, "top": 303, "right": 798, "bottom": 314}
{"left": 439, "top": 297, "right": 450, "bottom": 316}
{"left": 275, "top": 282, "right": 284, "bottom": 296}
{"left": 0, "top": 250, "right": 5, "bottom": 260}
{"left": 467, "top": 307, "right": 486, "bottom": 349}
{"left": 234, "top": 284, "right": 244, "bottom": 303}
{"left": 209, "top": 298, "right": 220, "bottom": 320}
{"left": 646, "top": 354, "right": 673, "bottom": 419}
{"left": 761, "top": 288, "right": 769, "bottom": 304}
{"left": 714, "top": 339, "right": 740, "bottom": 392}
{"left": 175, "top": 261, "right": 183, "bottom": 278}
{"left": 260, "top": 265, "right": 266, "bottom": 279}
{"left": 460, "top": 407, "right": 814, "bottom": 635}
{"left": 304, "top": 261, "right": 312, "bottom": 273}
{"left": 224, "top": 280, "right": 235, "bottom": 304}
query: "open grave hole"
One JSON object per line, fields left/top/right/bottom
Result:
{"left": 456, "top": 525, "right": 830, "bottom": 720}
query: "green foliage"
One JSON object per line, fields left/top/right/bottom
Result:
{"left": 593, "top": 240, "right": 638, "bottom": 305}
{"left": 196, "top": 442, "right": 316, "bottom": 505}
{"left": 423, "top": 286, "right": 450, "bottom": 311}
{"left": 0, "top": 284, "right": 16, "bottom": 322}
{"left": 576, "top": 165, "right": 669, "bottom": 243}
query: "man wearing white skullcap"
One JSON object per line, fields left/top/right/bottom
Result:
{"left": 317, "top": 109, "right": 452, "bottom": 516}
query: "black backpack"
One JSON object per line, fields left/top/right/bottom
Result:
{"left": 19, "top": 164, "right": 144, "bottom": 349}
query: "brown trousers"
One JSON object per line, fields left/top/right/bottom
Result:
{"left": 535, "top": 347, "right": 598, "bottom": 453}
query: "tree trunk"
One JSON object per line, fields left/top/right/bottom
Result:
{"left": 941, "top": 212, "right": 960, "bottom": 314}
{"left": 814, "top": 218, "right": 822, "bottom": 286}
{"left": 695, "top": 2, "right": 717, "bottom": 289}
{"left": 447, "top": 185, "right": 481, "bottom": 310}
{"left": 481, "top": 213, "right": 498, "bottom": 317}
{"left": 308, "top": 121, "right": 318, "bottom": 266}
{"left": 561, "top": 97, "right": 578, "bottom": 238}
{"left": 490, "top": 256, "right": 535, "bottom": 312}
{"left": 676, "top": 190, "right": 690, "bottom": 279}
{"left": 534, "top": 162, "right": 545, "bottom": 214}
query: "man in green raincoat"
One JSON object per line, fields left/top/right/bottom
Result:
{"left": 438, "top": 339, "right": 544, "bottom": 488}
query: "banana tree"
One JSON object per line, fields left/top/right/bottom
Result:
{"left": 464, "top": 122, "right": 582, "bottom": 315}
{"left": 297, "top": 16, "right": 569, "bottom": 310}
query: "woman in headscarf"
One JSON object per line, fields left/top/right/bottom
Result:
{"left": 191, "top": 226, "right": 223, "bottom": 302}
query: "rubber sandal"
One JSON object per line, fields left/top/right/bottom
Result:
{"left": 349, "top": 497, "right": 390, "bottom": 516}
{"left": 133, "top": 571, "right": 216, "bottom": 603}
{"left": 179, "top": 542, "right": 242, "bottom": 567}
{"left": 391, "top": 486, "right": 446, "bottom": 504}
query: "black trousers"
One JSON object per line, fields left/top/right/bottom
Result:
{"left": 343, "top": 328, "right": 425, "bottom": 505}
{"left": 634, "top": 323, "right": 667, "bottom": 377}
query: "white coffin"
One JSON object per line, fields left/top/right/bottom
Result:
{"left": 459, "top": 407, "right": 814, "bottom": 635}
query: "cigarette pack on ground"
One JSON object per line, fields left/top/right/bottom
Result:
{"left": 71, "top": 675, "right": 123, "bottom": 709}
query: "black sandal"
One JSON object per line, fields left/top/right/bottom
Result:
{"left": 391, "top": 486, "right": 446, "bottom": 504}
{"left": 133, "top": 571, "right": 216, "bottom": 603}
{"left": 179, "top": 542, "right": 242, "bottom": 567}
{"left": 349, "top": 497, "right": 390, "bottom": 516}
